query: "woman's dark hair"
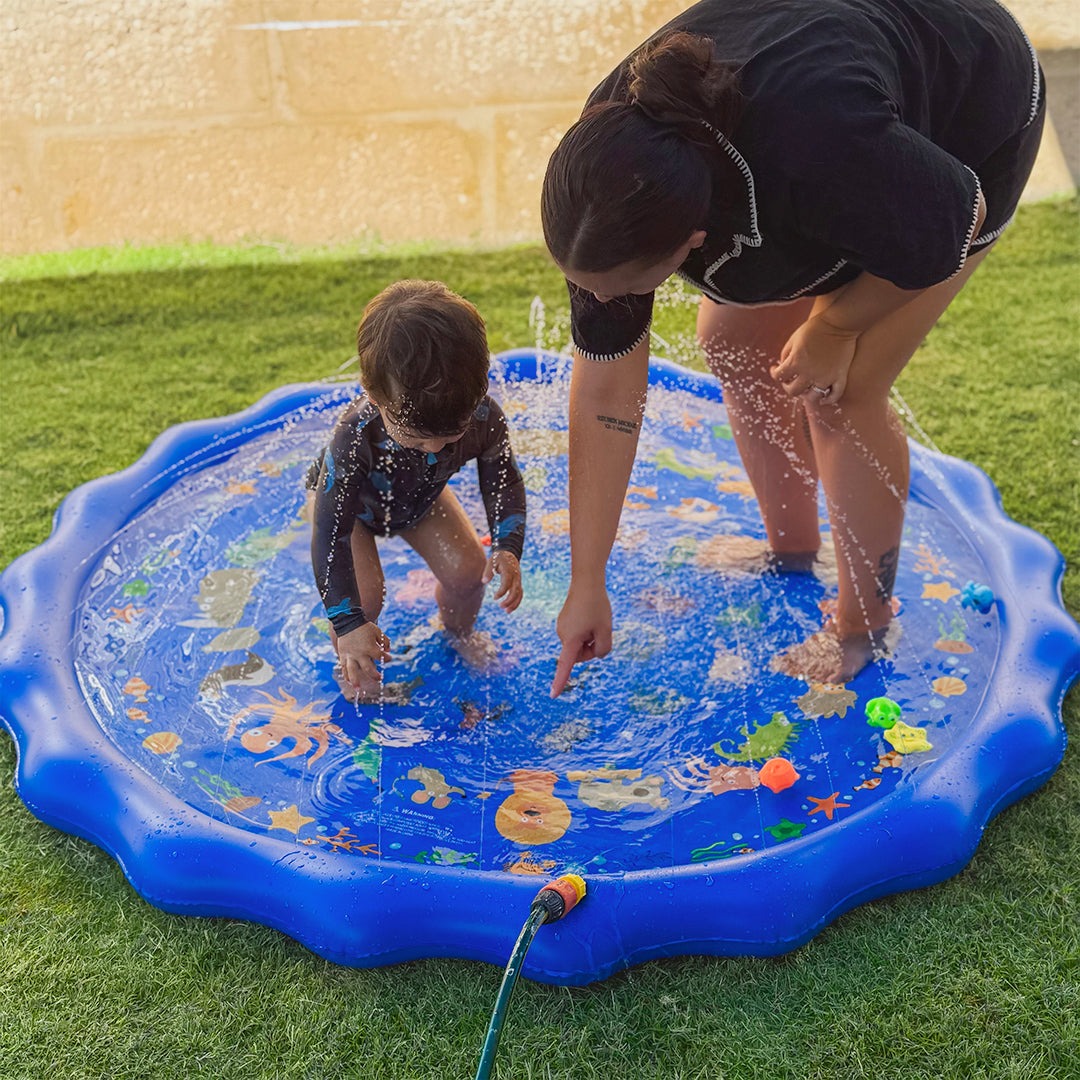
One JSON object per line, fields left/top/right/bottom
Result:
{"left": 357, "top": 280, "right": 490, "bottom": 437}
{"left": 542, "top": 30, "right": 743, "bottom": 273}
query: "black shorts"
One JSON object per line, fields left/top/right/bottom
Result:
{"left": 972, "top": 71, "right": 1047, "bottom": 248}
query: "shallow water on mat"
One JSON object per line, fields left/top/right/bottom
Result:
{"left": 72, "top": 374, "right": 998, "bottom": 875}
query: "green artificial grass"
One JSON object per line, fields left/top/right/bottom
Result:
{"left": 1, "top": 200, "right": 1078, "bottom": 1079}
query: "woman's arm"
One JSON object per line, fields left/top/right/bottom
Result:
{"left": 551, "top": 337, "right": 650, "bottom": 696}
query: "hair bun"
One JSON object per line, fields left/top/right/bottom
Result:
{"left": 627, "top": 30, "right": 741, "bottom": 141}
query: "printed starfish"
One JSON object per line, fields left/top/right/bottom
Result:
{"left": 267, "top": 805, "right": 315, "bottom": 834}
{"left": 923, "top": 581, "right": 961, "bottom": 602}
{"left": 109, "top": 604, "right": 143, "bottom": 623}
{"left": 806, "top": 792, "right": 850, "bottom": 820}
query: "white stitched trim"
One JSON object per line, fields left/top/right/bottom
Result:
{"left": 676, "top": 267, "right": 809, "bottom": 308}
{"left": 947, "top": 168, "right": 984, "bottom": 281}
{"left": 972, "top": 214, "right": 1014, "bottom": 247}
{"left": 990, "top": 0, "right": 1041, "bottom": 126}
{"left": 778, "top": 259, "right": 849, "bottom": 300}
{"left": 676, "top": 264, "right": 849, "bottom": 306}
{"left": 573, "top": 321, "right": 652, "bottom": 362}
{"left": 698, "top": 120, "right": 763, "bottom": 286}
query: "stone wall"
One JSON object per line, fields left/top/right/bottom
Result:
{"left": 1, "top": 0, "right": 1076, "bottom": 254}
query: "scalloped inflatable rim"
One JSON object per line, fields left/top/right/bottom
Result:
{"left": 0, "top": 349, "right": 1076, "bottom": 986}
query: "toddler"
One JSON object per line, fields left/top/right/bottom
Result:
{"left": 308, "top": 280, "right": 526, "bottom": 699}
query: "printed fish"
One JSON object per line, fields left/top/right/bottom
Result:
{"left": 199, "top": 651, "right": 275, "bottom": 700}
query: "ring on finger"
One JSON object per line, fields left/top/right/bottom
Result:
{"left": 810, "top": 384, "right": 832, "bottom": 396}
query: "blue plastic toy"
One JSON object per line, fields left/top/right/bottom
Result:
{"left": 961, "top": 580, "right": 997, "bottom": 614}
{"left": 1, "top": 350, "right": 1077, "bottom": 985}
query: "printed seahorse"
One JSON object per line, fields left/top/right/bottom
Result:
{"left": 714, "top": 712, "right": 800, "bottom": 763}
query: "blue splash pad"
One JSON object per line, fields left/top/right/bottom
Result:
{"left": 1, "top": 349, "right": 1076, "bottom": 985}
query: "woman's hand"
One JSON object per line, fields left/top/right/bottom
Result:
{"left": 483, "top": 550, "right": 523, "bottom": 612}
{"left": 335, "top": 622, "right": 391, "bottom": 694}
{"left": 550, "top": 580, "right": 612, "bottom": 698}
{"left": 770, "top": 313, "right": 859, "bottom": 404}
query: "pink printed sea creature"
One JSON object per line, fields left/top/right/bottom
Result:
{"left": 667, "top": 757, "right": 759, "bottom": 795}
{"left": 394, "top": 568, "right": 437, "bottom": 608}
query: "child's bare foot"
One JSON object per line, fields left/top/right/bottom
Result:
{"left": 449, "top": 629, "right": 503, "bottom": 672}
{"left": 772, "top": 621, "right": 900, "bottom": 683}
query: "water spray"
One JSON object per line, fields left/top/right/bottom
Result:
{"left": 473, "top": 875, "right": 586, "bottom": 1080}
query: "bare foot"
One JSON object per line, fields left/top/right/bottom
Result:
{"left": 772, "top": 622, "right": 900, "bottom": 683}
{"left": 449, "top": 629, "right": 504, "bottom": 672}
{"left": 696, "top": 535, "right": 774, "bottom": 574}
{"left": 696, "top": 534, "right": 824, "bottom": 576}
{"left": 808, "top": 542, "right": 839, "bottom": 586}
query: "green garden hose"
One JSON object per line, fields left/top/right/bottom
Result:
{"left": 474, "top": 875, "right": 586, "bottom": 1080}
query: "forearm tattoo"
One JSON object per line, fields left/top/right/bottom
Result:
{"left": 596, "top": 414, "right": 639, "bottom": 436}
{"left": 876, "top": 546, "right": 899, "bottom": 603}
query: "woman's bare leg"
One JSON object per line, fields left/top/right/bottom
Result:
{"left": 780, "top": 248, "right": 992, "bottom": 680}
{"left": 400, "top": 487, "right": 487, "bottom": 638}
{"left": 698, "top": 297, "right": 821, "bottom": 560}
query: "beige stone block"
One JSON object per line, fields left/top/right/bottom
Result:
{"left": 1021, "top": 116, "right": 1077, "bottom": 201}
{"left": 1042, "top": 48, "right": 1080, "bottom": 189}
{"left": 264, "top": 0, "right": 687, "bottom": 115}
{"left": 0, "top": 136, "right": 49, "bottom": 252}
{"left": 1, "top": 0, "right": 272, "bottom": 127}
{"left": 34, "top": 120, "right": 485, "bottom": 251}
{"left": 494, "top": 105, "right": 580, "bottom": 242}
{"left": 1008, "top": 0, "right": 1080, "bottom": 50}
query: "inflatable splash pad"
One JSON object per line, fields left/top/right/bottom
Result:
{"left": 1, "top": 349, "right": 1077, "bottom": 986}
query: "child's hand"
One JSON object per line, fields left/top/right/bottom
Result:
{"left": 483, "top": 551, "right": 522, "bottom": 612}
{"left": 336, "top": 622, "right": 392, "bottom": 693}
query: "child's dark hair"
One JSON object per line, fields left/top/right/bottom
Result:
{"left": 542, "top": 31, "right": 743, "bottom": 273}
{"left": 357, "top": 280, "right": 490, "bottom": 437}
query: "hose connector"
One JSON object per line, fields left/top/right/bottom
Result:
{"left": 531, "top": 874, "right": 586, "bottom": 923}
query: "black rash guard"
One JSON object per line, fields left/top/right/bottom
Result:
{"left": 309, "top": 395, "right": 526, "bottom": 635}
{"left": 567, "top": 0, "right": 1044, "bottom": 361}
